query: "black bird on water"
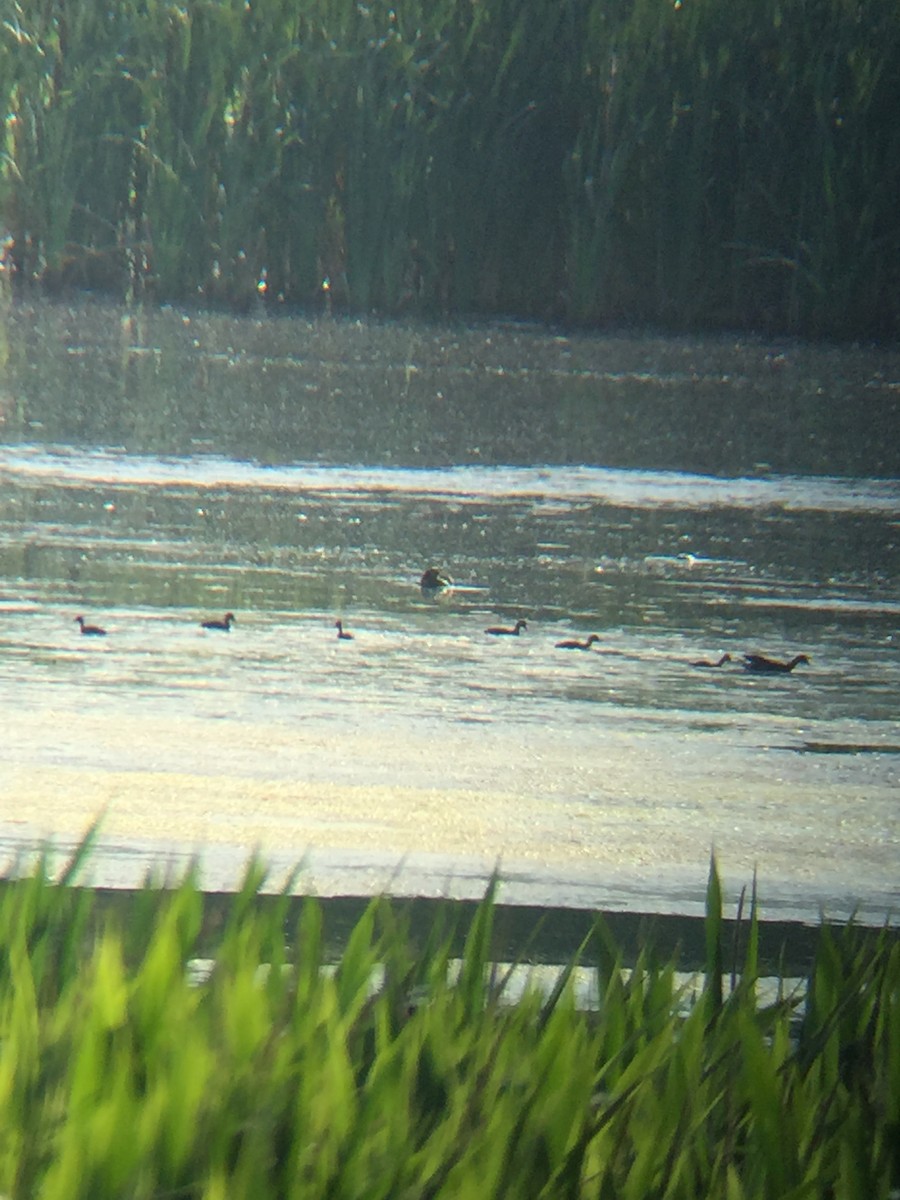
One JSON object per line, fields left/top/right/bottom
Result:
{"left": 485, "top": 619, "right": 527, "bottom": 636}
{"left": 691, "top": 653, "right": 732, "bottom": 668}
{"left": 555, "top": 634, "right": 600, "bottom": 651}
{"left": 75, "top": 615, "right": 107, "bottom": 637}
{"left": 420, "top": 567, "right": 451, "bottom": 599}
{"left": 335, "top": 619, "right": 354, "bottom": 640}
{"left": 201, "top": 612, "right": 236, "bottom": 631}
{"left": 742, "top": 653, "right": 810, "bottom": 674}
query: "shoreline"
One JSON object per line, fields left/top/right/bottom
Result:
{"left": 2, "top": 841, "right": 896, "bottom": 975}
{"left": 3, "top": 815, "right": 896, "bottom": 932}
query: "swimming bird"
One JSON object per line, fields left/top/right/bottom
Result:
{"left": 420, "top": 567, "right": 451, "bottom": 599}
{"left": 201, "top": 612, "right": 235, "bottom": 631}
{"left": 485, "top": 619, "right": 527, "bottom": 636}
{"left": 742, "top": 653, "right": 810, "bottom": 674}
{"left": 74, "top": 615, "right": 107, "bottom": 637}
{"left": 691, "top": 653, "right": 732, "bottom": 668}
{"left": 335, "top": 619, "right": 353, "bottom": 640}
{"left": 555, "top": 634, "right": 600, "bottom": 650}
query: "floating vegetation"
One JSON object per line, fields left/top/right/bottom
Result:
{"left": 0, "top": 832, "right": 898, "bottom": 1197}
{"left": 1, "top": 0, "right": 897, "bottom": 336}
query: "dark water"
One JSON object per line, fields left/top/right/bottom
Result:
{"left": 1, "top": 299, "right": 898, "bottom": 921}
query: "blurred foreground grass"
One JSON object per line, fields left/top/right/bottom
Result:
{"left": 0, "top": 828, "right": 897, "bottom": 1198}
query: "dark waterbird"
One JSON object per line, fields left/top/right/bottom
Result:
{"left": 555, "top": 634, "right": 600, "bottom": 651}
{"left": 691, "top": 653, "right": 732, "bottom": 668}
{"left": 201, "top": 612, "right": 236, "bottom": 631}
{"left": 335, "top": 619, "right": 354, "bottom": 640}
{"left": 485, "top": 620, "right": 527, "bottom": 636}
{"left": 742, "top": 653, "right": 810, "bottom": 674}
{"left": 74, "top": 615, "right": 107, "bottom": 637}
{"left": 420, "top": 567, "right": 451, "bottom": 599}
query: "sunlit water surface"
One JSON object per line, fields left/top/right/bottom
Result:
{"left": 0, "top": 301, "right": 897, "bottom": 920}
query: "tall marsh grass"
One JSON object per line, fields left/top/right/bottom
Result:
{"left": 2, "top": 0, "right": 897, "bottom": 336}
{"left": 0, "top": 835, "right": 898, "bottom": 1198}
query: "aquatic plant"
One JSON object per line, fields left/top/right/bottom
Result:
{"left": 1, "top": 0, "right": 897, "bottom": 335}
{"left": 0, "top": 836, "right": 897, "bottom": 1197}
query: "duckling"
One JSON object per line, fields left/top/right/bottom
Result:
{"left": 201, "top": 612, "right": 236, "bottom": 631}
{"left": 742, "top": 653, "right": 810, "bottom": 674}
{"left": 485, "top": 619, "right": 527, "bottom": 636}
{"left": 74, "top": 615, "right": 107, "bottom": 637}
{"left": 555, "top": 634, "right": 600, "bottom": 651}
{"left": 691, "top": 653, "right": 732, "bottom": 668}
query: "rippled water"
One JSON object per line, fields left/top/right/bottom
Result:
{"left": 0, "top": 300, "right": 897, "bottom": 920}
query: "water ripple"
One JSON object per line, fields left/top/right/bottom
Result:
{"left": 2, "top": 444, "right": 897, "bottom": 513}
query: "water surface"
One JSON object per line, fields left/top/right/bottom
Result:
{"left": 1, "top": 300, "right": 897, "bottom": 920}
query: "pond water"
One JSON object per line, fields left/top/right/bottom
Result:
{"left": 0, "top": 299, "right": 898, "bottom": 921}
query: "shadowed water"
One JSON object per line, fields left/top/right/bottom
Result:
{"left": 0, "top": 300, "right": 897, "bottom": 920}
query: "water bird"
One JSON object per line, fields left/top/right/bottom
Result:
{"left": 555, "top": 634, "right": 600, "bottom": 650}
{"left": 691, "top": 653, "right": 732, "bottom": 668}
{"left": 201, "top": 612, "right": 236, "bottom": 631}
{"left": 335, "top": 619, "right": 353, "bottom": 640}
{"left": 742, "top": 653, "right": 810, "bottom": 674}
{"left": 74, "top": 615, "right": 107, "bottom": 637}
{"left": 485, "top": 620, "right": 527, "bottom": 636}
{"left": 420, "top": 567, "right": 451, "bottom": 599}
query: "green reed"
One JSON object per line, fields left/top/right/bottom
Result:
{"left": 2, "top": 0, "right": 896, "bottom": 335}
{"left": 0, "top": 833, "right": 897, "bottom": 1198}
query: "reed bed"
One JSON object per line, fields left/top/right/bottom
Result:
{"left": 1, "top": 0, "right": 897, "bottom": 336}
{"left": 0, "top": 829, "right": 897, "bottom": 1198}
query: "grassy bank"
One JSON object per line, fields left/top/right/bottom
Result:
{"left": 1, "top": 0, "right": 898, "bottom": 337}
{"left": 1, "top": 834, "right": 898, "bottom": 1197}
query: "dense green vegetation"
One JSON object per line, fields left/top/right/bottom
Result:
{"left": 1, "top": 833, "right": 898, "bottom": 1198}
{"left": 1, "top": 0, "right": 898, "bottom": 337}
